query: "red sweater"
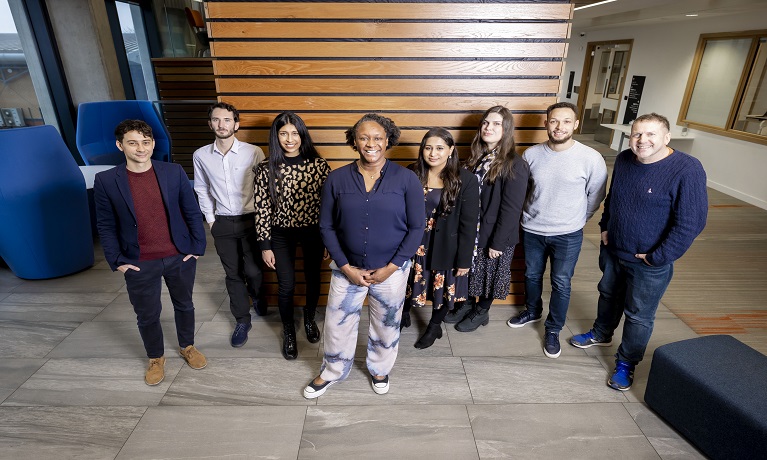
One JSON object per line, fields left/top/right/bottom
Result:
{"left": 127, "top": 168, "right": 179, "bottom": 261}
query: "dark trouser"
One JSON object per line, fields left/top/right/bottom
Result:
{"left": 271, "top": 225, "right": 324, "bottom": 324}
{"left": 124, "top": 254, "right": 197, "bottom": 359}
{"left": 212, "top": 214, "right": 262, "bottom": 324}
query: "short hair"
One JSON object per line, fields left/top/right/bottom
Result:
{"left": 634, "top": 112, "right": 670, "bottom": 131}
{"left": 546, "top": 102, "right": 578, "bottom": 119}
{"left": 114, "top": 119, "right": 153, "bottom": 142}
{"left": 207, "top": 102, "right": 240, "bottom": 123}
{"left": 345, "top": 113, "right": 401, "bottom": 150}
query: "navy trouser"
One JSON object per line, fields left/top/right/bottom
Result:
{"left": 124, "top": 254, "right": 197, "bottom": 358}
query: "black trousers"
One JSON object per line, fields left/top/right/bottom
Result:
{"left": 212, "top": 214, "right": 262, "bottom": 324}
{"left": 270, "top": 225, "right": 324, "bottom": 324}
{"left": 124, "top": 254, "right": 196, "bottom": 358}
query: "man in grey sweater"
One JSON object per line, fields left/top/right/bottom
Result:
{"left": 507, "top": 102, "right": 607, "bottom": 359}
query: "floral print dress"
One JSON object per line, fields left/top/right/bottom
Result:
{"left": 406, "top": 187, "right": 469, "bottom": 310}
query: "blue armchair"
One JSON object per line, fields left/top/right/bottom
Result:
{"left": 0, "top": 125, "right": 94, "bottom": 279}
{"left": 76, "top": 100, "right": 171, "bottom": 165}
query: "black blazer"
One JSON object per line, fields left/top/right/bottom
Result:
{"left": 477, "top": 157, "right": 530, "bottom": 251}
{"left": 94, "top": 161, "right": 206, "bottom": 271}
{"left": 427, "top": 168, "right": 480, "bottom": 271}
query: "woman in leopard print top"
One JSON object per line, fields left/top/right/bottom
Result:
{"left": 255, "top": 112, "right": 331, "bottom": 360}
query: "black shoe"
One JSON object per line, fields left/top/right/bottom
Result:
{"left": 282, "top": 323, "right": 298, "bottom": 360}
{"left": 253, "top": 297, "right": 268, "bottom": 317}
{"left": 400, "top": 310, "right": 411, "bottom": 331}
{"left": 444, "top": 300, "right": 473, "bottom": 324}
{"left": 455, "top": 307, "right": 490, "bottom": 332}
{"left": 303, "top": 307, "right": 320, "bottom": 344}
{"left": 414, "top": 323, "right": 443, "bottom": 349}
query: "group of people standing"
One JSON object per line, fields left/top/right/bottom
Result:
{"left": 93, "top": 100, "right": 707, "bottom": 397}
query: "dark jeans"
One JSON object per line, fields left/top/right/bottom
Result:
{"left": 523, "top": 229, "right": 583, "bottom": 333}
{"left": 123, "top": 254, "right": 197, "bottom": 359}
{"left": 212, "top": 214, "right": 262, "bottom": 324}
{"left": 271, "top": 225, "right": 324, "bottom": 324}
{"left": 591, "top": 245, "right": 674, "bottom": 365}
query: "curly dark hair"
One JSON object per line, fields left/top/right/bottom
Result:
{"left": 344, "top": 113, "right": 400, "bottom": 150}
{"left": 114, "top": 119, "right": 153, "bottom": 142}
{"left": 411, "top": 128, "right": 462, "bottom": 217}
{"left": 207, "top": 102, "right": 240, "bottom": 123}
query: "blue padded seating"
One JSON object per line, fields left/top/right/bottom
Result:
{"left": 0, "top": 125, "right": 94, "bottom": 279}
{"left": 644, "top": 335, "right": 767, "bottom": 460}
{"left": 76, "top": 100, "right": 171, "bottom": 165}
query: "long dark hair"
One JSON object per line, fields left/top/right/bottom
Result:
{"left": 465, "top": 106, "right": 518, "bottom": 183}
{"left": 267, "top": 112, "right": 320, "bottom": 208}
{"left": 412, "top": 128, "right": 462, "bottom": 217}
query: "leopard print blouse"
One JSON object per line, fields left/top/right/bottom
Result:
{"left": 254, "top": 157, "right": 331, "bottom": 248}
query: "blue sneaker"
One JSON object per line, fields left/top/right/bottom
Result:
{"left": 543, "top": 331, "right": 561, "bottom": 358}
{"left": 608, "top": 361, "right": 634, "bottom": 391}
{"left": 507, "top": 310, "right": 542, "bottom": 328}
{"left": 570, "top": 330, "right": 612, "bottom": 349}
{"left": 231, "top": 322, "right": 252, "bottom": 348}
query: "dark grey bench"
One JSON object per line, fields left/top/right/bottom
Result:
{"left": 645, "top": 335, "right": 767, "bottom": 460}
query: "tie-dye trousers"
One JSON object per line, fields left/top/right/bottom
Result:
{"left": 319, "top": 261, "right": 411, "bottom": 382}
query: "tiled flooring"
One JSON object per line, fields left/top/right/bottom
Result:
{"left": 1, "top": 141, "right": 765, "bottom": 459}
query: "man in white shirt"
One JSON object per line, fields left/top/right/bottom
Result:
{"left": 506, "top": 102, "right": 608, "bottom": 360}
{"left": 193, "top": 102, "right": 266, "bottom": 347}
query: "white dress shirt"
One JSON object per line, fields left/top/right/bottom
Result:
{"left": 193, "top": 137, "right": 265, "bottom": 223}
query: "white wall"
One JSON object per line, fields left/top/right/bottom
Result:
{"left": 562, "top": 14, "right": 767, "bottom": 209}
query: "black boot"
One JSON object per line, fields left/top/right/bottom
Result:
{"left": 303, "top": 307, "right": 320, "bottom": 343}
{"left": 444, "top": 299, "right": 473, "bottom": 324}
{"left": 282, "top": 323, "right": 298, "bottom": 360}
{"left": 455, "top": 306, "right": 490, "bottom": 332}
{"left": 400, "top": 310, "right": 411, "bottom": 331}
{"left": 414, "top": 323, "right": 443, "bottom": 349}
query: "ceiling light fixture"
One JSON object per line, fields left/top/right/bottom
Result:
{"left": 574, "top": 0, "right": 618, "bottom": 11}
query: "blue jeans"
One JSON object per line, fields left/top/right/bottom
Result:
{"left": 591, "top": 245, "right": 673, "bottom": 365}
{"left": 523, "top": 229, "right": 583, "bottom": 333}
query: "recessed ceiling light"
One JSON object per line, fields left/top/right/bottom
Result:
{"left": 686, "top": 13, "right": 699, "bottom": 17}
{"left": 574, "top": 0, "right": 618, "bottom": 11}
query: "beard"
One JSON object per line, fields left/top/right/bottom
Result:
{"left": 548, "top": 132, "right": 572, "bottom": 145}
{"left": 214, "top": 129, "right": 235, "bottom": 140}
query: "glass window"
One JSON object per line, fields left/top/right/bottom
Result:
{"left": 733, "top": 38, "right": 767, "bottom": 136}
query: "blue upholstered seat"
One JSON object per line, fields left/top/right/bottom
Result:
{"left": 76, "top": 100, "right": 171, "bottom": 165}
{"left": 0, "top": 125, "right": 94, "bottom": 279}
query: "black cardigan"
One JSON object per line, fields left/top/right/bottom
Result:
{"left": 477, "top": 156, "right": 530, "bottom": 252}
{"left": 426, "top": 168, "right": 480, "bottom": 271}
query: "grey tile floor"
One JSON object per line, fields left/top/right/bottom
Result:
{"left": 2, "top": 142, "right": 764, "bottom": 459}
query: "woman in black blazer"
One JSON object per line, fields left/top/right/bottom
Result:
{"left": 402, "top": 128, "right": 479, "bottom": 348}
{"left": 446, "top": 106, "right": 530, "bottom": 332}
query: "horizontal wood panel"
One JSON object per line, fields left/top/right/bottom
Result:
{"left": 156, "top": 74, "right": 217, "bottom": 82}
{"left": 210, "top": 22, "right": 569, "bottom": 40}
{"left": 215, "top": 60, "right": 562, "bottom": 77}
{"left": 223, "top": 95, "right": 554, "bottom": 112}
{"left": 207, "top": 2, "right": 572, "bottom": 21}
{"left": 217, "top": 78, "right": 559, "bottom": 95}
{"left": 237, "top": 112, "right": 546, "bottom": 128}
{"left": 212, "top": 42, "right": 566, "bottom": 59}
{"left": 236, "top": 128, "right": 547, "bottom": 145}
{"left": 155, "top": 66, "right": 219, "bottom": 75}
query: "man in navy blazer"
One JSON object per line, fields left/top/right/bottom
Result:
{"left": 94, "top": 119, "right": 207, "bottom": 386}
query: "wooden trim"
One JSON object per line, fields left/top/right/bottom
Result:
{"left": 235, "top": 128, "right": 548, "bottom": 144}
{"left": 237, "top": 112, "right": 546, "bottom": 128}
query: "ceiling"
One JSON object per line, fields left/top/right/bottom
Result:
{"left": 572, "top": 0, "right": 767, "bottom": 31}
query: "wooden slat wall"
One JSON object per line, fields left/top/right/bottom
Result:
{"left": 151, "top": 58, "right": 217, "bottom": 174}
{"left": 205, "top": 0, "right": 573, "bottom": 305}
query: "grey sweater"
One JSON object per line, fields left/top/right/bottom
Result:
{"left": 521, "top": 140, "right": 607, "bottom": 236}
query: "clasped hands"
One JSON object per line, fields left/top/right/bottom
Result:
{"left": 341, "top": 263, "right": 398, "bottom": 287}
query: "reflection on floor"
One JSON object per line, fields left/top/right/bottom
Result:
{"left": 1, "top": 143, "right": 765, "bottom": 459}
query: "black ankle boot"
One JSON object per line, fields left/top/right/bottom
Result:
{"left": 444, "top": 299, "right": 473, "bottom": 324}
{"left": 414, "top": 323, "right": 443, "bottom": 349}
{"left": 303, "top": 307, "right": 320, "bottom": 343}
{"left": 455, "top": 306, "right": 490, "bottom": 332}
{"left": 400, "top": 310, "right": 411, "bottom": 331}
{"left": 282, "top": 323, "right": 298, "bottom": 360}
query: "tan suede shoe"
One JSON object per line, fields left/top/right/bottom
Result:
{"left": 179, "top": 345, "right": 207, "bottom": 369}
{"left": 145, "top": 356, "right": 165, "bottom": 386}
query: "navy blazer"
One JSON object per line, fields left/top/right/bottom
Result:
{"left": 94, "top": 160, "right": 206, "bottom": 271}
{"left": 477, "top": 157, "right": 530, "bottom": 251}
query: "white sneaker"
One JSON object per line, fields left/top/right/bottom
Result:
{"left": 303, "top": 377, "right": 335, "bottom": 399}
{"left": 371, "top": 375, "right": 389, "bottom": 395}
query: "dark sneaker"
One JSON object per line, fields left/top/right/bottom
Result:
{"left": 543, "top": 331, "right": 561, "bottom": 358}
{"left": 231, "top": 322, "right": 252, "bottom": 348}
{"left": 444, "top": 300, "right": 473, "bottom": 324}
{"left": 506, "top": 310, "right": 542, "bottom": 328}
{"left": 371, "top": 375, "right": 390, "bottom": 395}
{"left": 303, "top": 377, "right": 336, "bottom": 399}
{"left": 608, "top": 361, "right": 634, "bottom": 391}
{"left": 570, "top": 330, "right": 612, "bottom": 349}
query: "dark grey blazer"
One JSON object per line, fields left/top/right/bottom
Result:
{"left": 476, "top": 157, "right": 530, "bottom": 252}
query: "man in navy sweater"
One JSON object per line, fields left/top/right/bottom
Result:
{"left": 570, "top": 113, "right": 708, "bottom": 391}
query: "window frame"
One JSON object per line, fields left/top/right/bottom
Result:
{"left": 679, "top": 29, "right": 767, "bottom": 146}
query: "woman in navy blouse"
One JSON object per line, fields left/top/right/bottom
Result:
{"left": 445, "top": 106, "right": 530, "bottom": 332}
{"left": 303, "top": 113, "right": 425, "bottom": 399}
